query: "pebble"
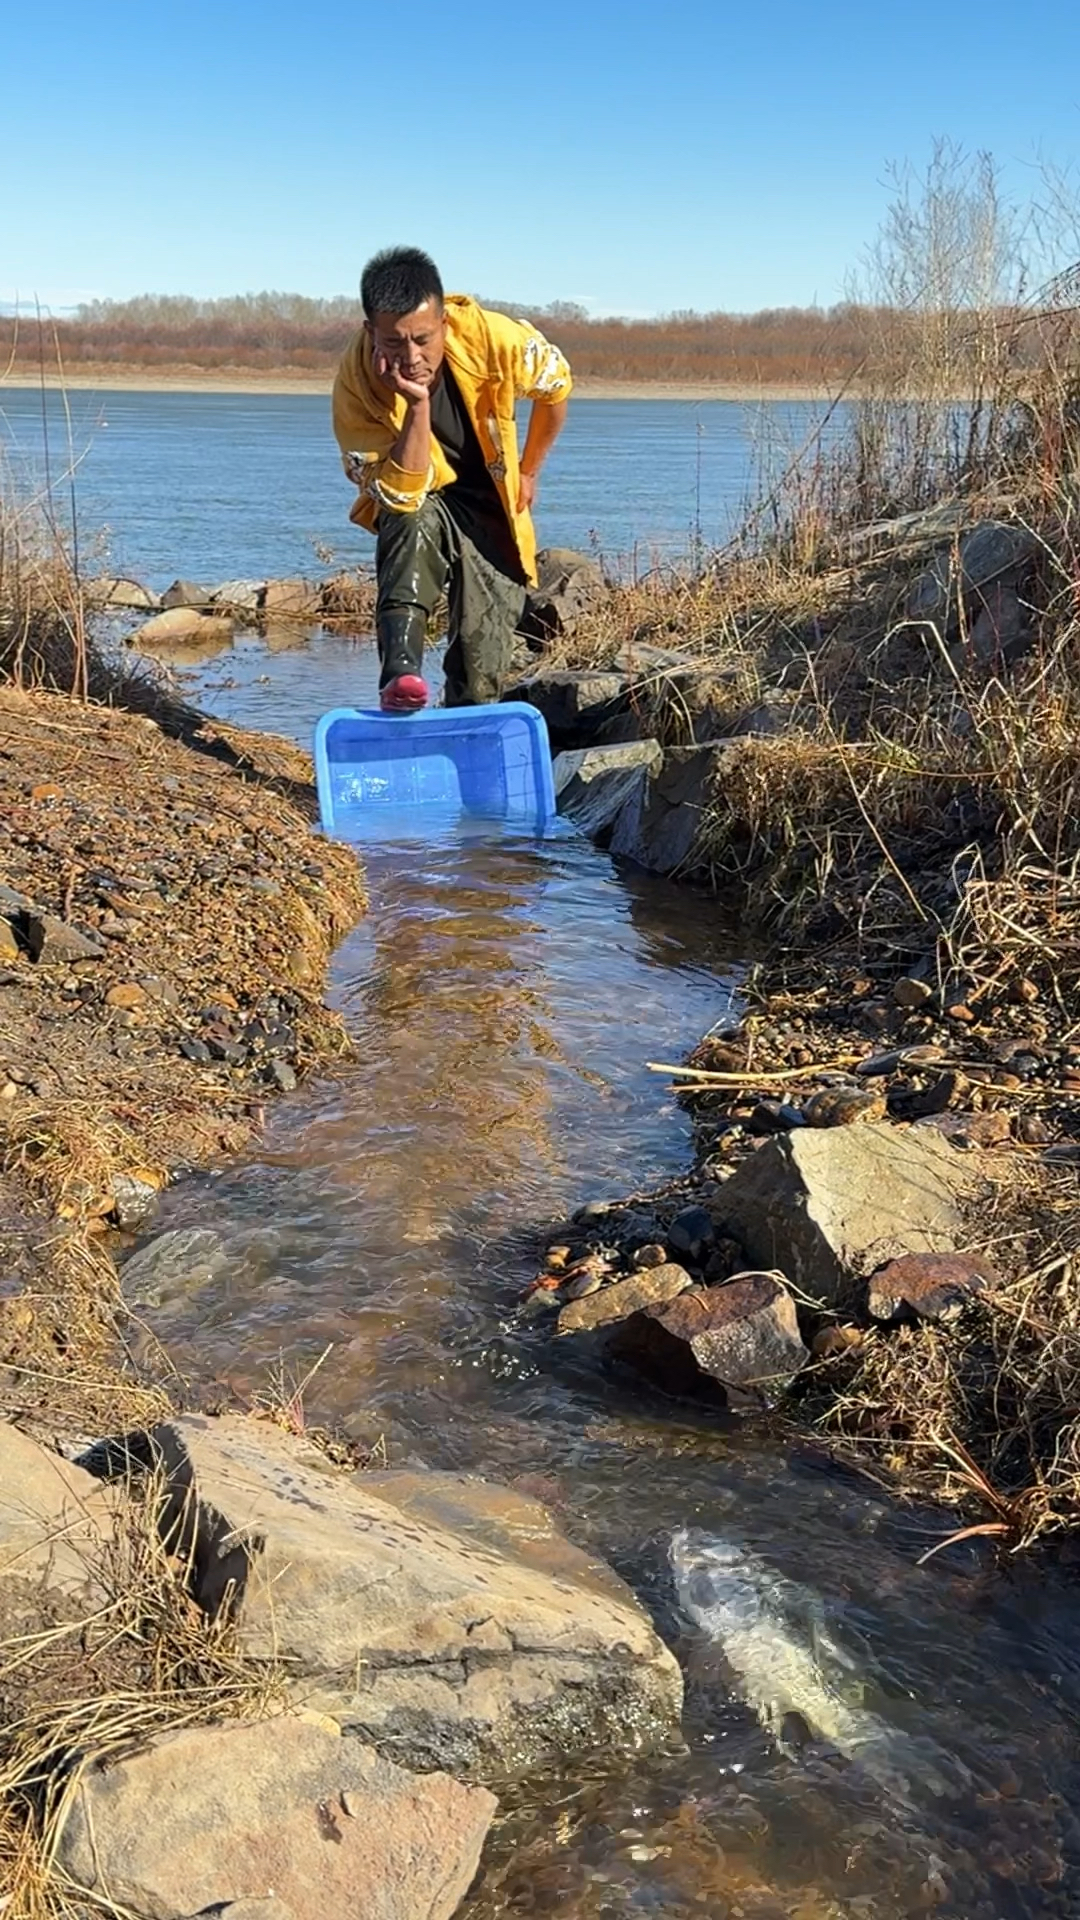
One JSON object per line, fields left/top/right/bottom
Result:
{"left": 105, "top": 982, "right": 149, "bottom": 1010}
{"left": 631, "top": 1243, "right": 669, "bottom": 1269}
{"left": 893, "top": 977, "right": 934, "bottom": 1008}
{"left": 564, "top": 1269, "right": 606, "bottom": 1299}
{"left": 811, "top": 1324, "right": 864, "bottom": 1358}
{"left": 802, "top": 1087, "right": 886, "bottom": 1127}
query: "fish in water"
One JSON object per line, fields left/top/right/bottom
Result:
{"left": 669, "top": 1526, "right": 958, "bottom": 1806}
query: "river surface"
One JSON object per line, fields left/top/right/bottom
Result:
{"left": 102, "top": 631, "right": 1080, "bottom": 1918}
{"left": 0, "top": 385, "right": 841, "bottom": 580}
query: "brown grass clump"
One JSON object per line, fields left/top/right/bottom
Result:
{"left": 0, "top": 1467, "right": 285, "bottom": 1920}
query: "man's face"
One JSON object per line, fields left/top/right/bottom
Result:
{"left": 368, "top": 302, "right": 446, "bottom": 388}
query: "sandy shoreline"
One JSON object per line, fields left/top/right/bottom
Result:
{"left": 1, "top": 368, "right": 834, "bottom": 403}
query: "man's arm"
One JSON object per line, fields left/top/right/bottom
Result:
{"left": 518, "top": 399, "right": 568, "bottom": 512}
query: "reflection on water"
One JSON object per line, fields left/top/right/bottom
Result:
{"left": 124, "top": 635, "right": 1080, "bottom": 1915}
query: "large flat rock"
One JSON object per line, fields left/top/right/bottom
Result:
{"left": 0, "top": 1420, "right": 117, "bottom": 1596}
{"left": 56, "top": 1714, "right": 495, "bottom": 1920}
{"left": 132, "top": 1414, "right": 682, "bottom": 1781}
{"left": 715, "top": 1122, "right": 983, "bottom": 1306}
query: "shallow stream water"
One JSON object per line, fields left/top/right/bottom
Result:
{"left": 130, "top": 630, "right": 1080, "bottom": 1918}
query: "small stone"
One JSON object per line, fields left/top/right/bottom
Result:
{"left": 811, "top": 1324, "right": 864, "bottom": 1358}
{"left": 666, "top": 1204, "right": 716, "bottom": 1265}
{"left": 0, "top": 920, "right": 19, "bottom": 962}
{"left": 1, "top": 1081, "right": 18, "bottom": 1101}
{"left": 1008, "top": 977, "right": 1040, "bottom": 1004}
{"left": 893, "top": 978, "right": 933, "bottom": 1009}
{"left": 30, "top": 781, "right": 63, "bottom": 803}
{"left": 25, "top": 913, "right": 104, "bottom": 966}
{"left": 139, "top": 975, "right": 180, "bottom": 1008}
{"left": 945, "top": 1002, "right": 976, "bottom": 1024}
{"left": 99, "top": 915, "right": 130, "bottom": 939}
{"left": 268, "top": 1059, "right": 298, "bottom": 1092}
{"left": 631, "top": 1243, "right": 669, "bottom": 1269}
{"left": 801, "top": 1086, "right": 886, "bottom": 1127}
{"left": 867, "top": 1251, "right": 998, "bottom": 1324}
{"left": 888, "top": 1069, "right": 968, "bottom": 1120}
{"left": 178, "top": 1037, "right": 213, "bottom": 1064}
{"left": 557, "top": 1263, "right": 692, "bottom": 1334}
{"left": 564, "top": 1269, "right": 606, "bottom": 1300}
{"left": 111, "top": 1173, "right": 161, "bottom": 1231}
{"left": 105, "top": 982, "right": 148, "bottom": 1011}
{"left": 545, "top": 1245, "right": 572, "bottom": 1270}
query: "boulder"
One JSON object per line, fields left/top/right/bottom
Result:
{"left": 611, "top": 1274, "right": 809, "bottom": 1408}
{"left": 123, "top": 1414, "right": 682, "bottom": 1780}
{"left": 0, "top": 1421, "right": 117, "bottom": 1595}
{"left": 86, "top": 575, "right": 158, "bottom": 611}
{"left": 553, "top": 739, "right": 662, "bottom": 840}
{"left": 866, "top": 1250, "right": 998, "bottom": 1324}
{"left": 213, "top": 579, "right": 266, "bottom": 614}
{"left": 161, "top": 578, "right": 214, "bottom": 609}
{"left": 503, "top": 669, "right": 630, "bottom": 751}
{"left": 556, "top": 1262, "right": 692, "bottom": 1334}
{"left": 130, "top": 608, "right": 235, "bottom": 649}
{"left": 263, "top": 577, "right": 320, "bottom": 618}
{"left": 906, "top": 520, "right": 1037, "bottom": 633}
{"left": 55, "top": 1715, "right": 496, "bottom": 1920}
{"left": 609, "top": 741, "right": 738, "bottom": 875}
{"left": 968, "top": 581, "right": 1031, "bottom": 666}
{"left": 520, "top": 548, "right": 607, "bottom": 642}
{"left": 715, "top": 1122, "right": 983, "bottom": 1307}
{"left": 120, "top": 1228, "right": 229, "bottom": 1311}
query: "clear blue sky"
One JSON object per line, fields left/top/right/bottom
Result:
{"left": 4, "top": 0, "right": 1078, "bottom": 317}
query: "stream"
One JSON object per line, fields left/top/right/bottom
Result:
{"left": 130, "top": 627, "right": 1080, "bottom": 1918}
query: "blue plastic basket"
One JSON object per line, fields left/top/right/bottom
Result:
{"left": 313, "top": 702, "right": 557, "bottom": 840}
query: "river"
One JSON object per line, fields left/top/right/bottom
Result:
{"left": 7, "top": 388, "right": 1080, "bottom": 1913}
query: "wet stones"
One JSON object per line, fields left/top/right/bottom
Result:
{"left": 611, "top": 1273, "right": 808, "bottom": 1409}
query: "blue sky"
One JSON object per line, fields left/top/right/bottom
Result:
{"left": 4, "top": 0, "right": 1079, "bottom": 317}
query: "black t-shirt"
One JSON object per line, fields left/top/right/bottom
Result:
{"left": 429, "top": 365, "right": 523, "bottom": 580}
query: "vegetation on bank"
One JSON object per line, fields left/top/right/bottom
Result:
{"left": 545, "top": 152, "right": 1080, "bottom": 1545}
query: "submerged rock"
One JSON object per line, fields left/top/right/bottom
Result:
{"left": 120, "top": 1414, "right": 683, "bottom": 1782}
{"left": 612, "top": 1273, "right": 808, "bottom": 1408}
{"left": 55, "top": 1715, "right": 495, "bottom": 1920}
{"left": 714, "top": 1122, "right": 982, "bottom": 1307}
{"left": 119, "top": 1227, "right": 229, "bottom": 1310}
{"left": 131, "top": 607, "right": 234, "bottom": 648}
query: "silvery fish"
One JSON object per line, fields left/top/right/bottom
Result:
{"left": 670, "top": 1526, "right": 957, "bottom": 1806}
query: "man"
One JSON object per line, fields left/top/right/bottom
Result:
{"left": 332, "top": 247, "right": 571, "bottom": 711}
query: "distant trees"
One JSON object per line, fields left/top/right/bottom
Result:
{"left": 1, "top": 294, "right": 877, "bottom": 386}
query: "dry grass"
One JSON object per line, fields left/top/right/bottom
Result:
{"left": 0, "top": 1465, "right": 285, "bottom": 1920}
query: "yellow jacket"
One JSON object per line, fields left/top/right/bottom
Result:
{"left": 331, "top": 295, "right": 572, "bottom": 586}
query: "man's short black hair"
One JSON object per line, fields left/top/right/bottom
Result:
{"left": 361, "top": 247, "right": 444, "bottom": 320}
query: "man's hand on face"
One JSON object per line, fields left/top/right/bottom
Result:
{"left": 517, "top": 470, "right": 538, "bottom": 514}
{"left": 374, "top": 351, "right": 432, "bottom": 407}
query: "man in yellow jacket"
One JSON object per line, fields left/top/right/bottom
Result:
{"left": 332, "top": 247, "right": 572, "bottom": 711}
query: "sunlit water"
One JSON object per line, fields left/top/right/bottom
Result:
{"left": 98, "top": 633, "right": 1080, "bottom": 1917}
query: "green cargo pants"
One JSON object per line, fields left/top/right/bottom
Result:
{"left": 376, "top": 495, "right": 528, "bottom": 707}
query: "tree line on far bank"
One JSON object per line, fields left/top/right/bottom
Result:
{"left": 0, "top": 293, "right": 949, "bottom": 387}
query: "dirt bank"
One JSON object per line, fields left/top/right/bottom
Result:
{"left": 0, "top": 681, "right": 364, "bottom": 1437}
{"left": 1, "top": 367, "right": 833, "bottom": 402}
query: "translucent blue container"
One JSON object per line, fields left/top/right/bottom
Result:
{"left": 313, "top": 702, "right": 557, "bottom": 840}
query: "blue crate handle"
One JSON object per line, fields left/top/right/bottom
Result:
{"left": 313, "top": 701, "right": 557, "bottom": 840}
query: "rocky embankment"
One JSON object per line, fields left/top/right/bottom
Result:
{"left": 508, "top": 514, "right": 1080, "bottom": 1539}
